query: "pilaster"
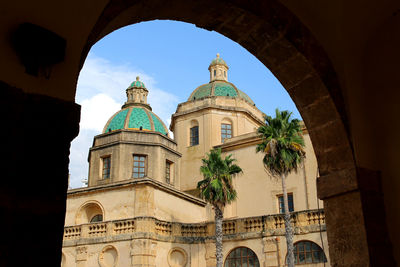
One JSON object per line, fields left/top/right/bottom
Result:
{"left": 131, "top": 239, "right": 157, "bottom": 267}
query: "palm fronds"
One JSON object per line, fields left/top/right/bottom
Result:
{"left": 197, "top": 148, "right": 242, "bottom": 209}
{"left": 256, "top": 109, "right": 305, "bottom": 177}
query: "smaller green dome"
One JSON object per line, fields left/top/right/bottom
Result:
{"left": 129, "top": 76, "right": 146, "bottom": 89}
{"left": 209, "top": 53, "right": 228, "bottom": 68}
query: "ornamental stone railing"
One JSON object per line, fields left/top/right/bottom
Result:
{"left": 63, "top": 209, "right": 325, "bottom": 245}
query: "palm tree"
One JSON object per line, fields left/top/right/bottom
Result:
{"left": 256, "top": 109, "right": 305, "bottom": 267}
{"left": 197, "top": 148, "right": 243, "bottom": 267}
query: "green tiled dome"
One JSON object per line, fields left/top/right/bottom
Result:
{"left": 103, "top": 107, "right": 168, "bottom": 135}
{"left": 188, "top": 81, "right": 255, "bottom": 105}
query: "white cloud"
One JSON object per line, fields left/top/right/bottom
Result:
{"left": 80, "top": 94, "right": 121, "bottom": 132}
{"left": 68, "top": 54, "right": 179, "bottom": 188}
{"left": 68, "top": 129, "right": 97, "bottom": 188}
{"left": 76, "top": 55, "right": 157, "bottom": 103}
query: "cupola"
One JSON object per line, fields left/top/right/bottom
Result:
{"left": 122, "top": 76, "right": 151, "bottom": 110}
{"left": 208, "top": 53, "right": 229, "bottom": 82}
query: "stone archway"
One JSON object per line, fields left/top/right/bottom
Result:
{"left": 74, "top": 1, "right": 393, "bottom": 265}
{"left": 0, "top": 0, "right": 395, "bottom": 266}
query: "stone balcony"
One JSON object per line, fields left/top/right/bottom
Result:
{"left": 63, "top": 209, "right": 325, "bottom": 246}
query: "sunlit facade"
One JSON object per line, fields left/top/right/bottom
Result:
{"left": 62, "top": 55, "right": 329, "bottom": 267}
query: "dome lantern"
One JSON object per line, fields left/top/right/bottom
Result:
{"left": 208, "top": 53, "right": 229, "bottom": 82}
{"left": 123, "top": 76, "right": 151, "bottom": 109}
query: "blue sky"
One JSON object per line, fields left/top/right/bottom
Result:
{"left": 69, "top": 20, "right": 301, "bottom": 188}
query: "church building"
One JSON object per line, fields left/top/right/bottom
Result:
{"left": 62, "top": 55, "right": 329, "bottom": 267}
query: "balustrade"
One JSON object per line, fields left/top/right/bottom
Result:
{"left": 114, "top": 220, "right": 135, "bottom": 234}
{"left": 155, "top": 221, "right": 172, "bottom": 235}
{"left": 64, "top": 226, "right": 81, "bottom": 239}
{"left": 307, "top": 210, "right": 325, "bottom": 225}
{"left": 223, "top": 221, "right": 236, "bottom": 234}
{"left": 63, "top": 209, "right": 325, "bottom": 242}
{"left": 88, "top": 223, "right": 107, "bottom": 237}
{"left": 244, "top": 217, "right": 263, "bottom": 232}
{"left": 181, "top": 224, "right": 207, "bottom": 237}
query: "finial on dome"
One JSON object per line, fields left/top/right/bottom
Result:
{"left": 216, "top": 53, "right": 220, "bottom": 58}
{"left": 136, "top": 76, "right": 140, "bottom": 81}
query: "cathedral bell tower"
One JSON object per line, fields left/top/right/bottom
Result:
{"left": 208, "top": 53, "right": 229, "bottom": 82}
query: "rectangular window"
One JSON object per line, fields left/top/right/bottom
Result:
{"left": 165, "top": 161, "right": 171, "bottom": 184}
{"left": 221, "top": 123, "right": 232, "bottom": 143}
{"left": 278, "top": 193, "right": 294, "bottom": 213}
{"left": 190, "top": 126, "right": 199, "bottom": 146}
{"left": 132, "top": 155, "right": 146, "bottom": 178}
{"left": 102, "top": 156, "right": 111, "bottom": 179}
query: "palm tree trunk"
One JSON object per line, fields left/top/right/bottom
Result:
{"left": 282, "top": 173, "right": 294, "bottom": 267}
{"left": 214, "top": 204, "right": 224, "bottom": 267}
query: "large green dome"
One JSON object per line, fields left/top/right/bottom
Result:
{"left": 188, "top": 81, "right": 255, "bottom": 105}
{"left": 103, "top": 106, "right": 168, "bottom": 135}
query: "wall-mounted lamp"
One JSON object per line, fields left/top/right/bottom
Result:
{"left": 12, "top": 23, "right": 66, "bottom": 77}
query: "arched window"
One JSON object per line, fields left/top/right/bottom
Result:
{"left": 90, "top": 214, "right": 103, "bottom": 222}
{"left": 224, "top": 247, "right": 260, "bottom": 267}
{"left": 288, "top": 241, "right": 327, "bottom": 265}
{"left": 75, "top": 201, "right": 104, "bottom": 224}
